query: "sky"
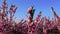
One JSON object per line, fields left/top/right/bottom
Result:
{"left": 0, "top": 0, "right": 60, "bottom": 22}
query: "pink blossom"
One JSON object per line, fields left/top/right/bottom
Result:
{"left": 27, "top": 6, "right": 32, "bottom": 13}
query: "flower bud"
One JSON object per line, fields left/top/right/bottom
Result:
{"left": 27, "top": 6, "right": 32, "bottom": 13}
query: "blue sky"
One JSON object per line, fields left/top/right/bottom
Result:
{"left": 0, "top": 0, "right": 60, "bottom": 22}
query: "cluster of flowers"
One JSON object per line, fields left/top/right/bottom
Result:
{"left": 0, "top": 0, "right": 60, "bottom": 34}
